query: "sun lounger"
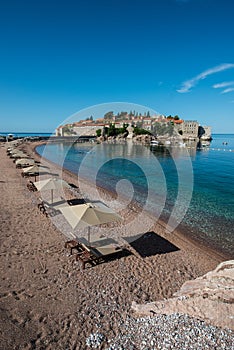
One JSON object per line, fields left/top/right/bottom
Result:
{"left": 64, "top": 240, "right": 98, "bottom": 269}
{"left": 65, "top": 236, "right": 124, "bottom": 269}
{"left": 27, "top": 181, "right": 37, "bottom": 192}
{"left": 21, "top": 171, "right": 39, "bottom": 178}
{"left": 37, "top": 198, "right": 66, "bottom": 217}
{"left": 16, "top": 163, "right": 33, "bottom": 168}
{"left": 75, "top": 249, "right": 100, "bottom": 269}
{"left": 65, "top": 240, "right": 86, "bottom": 255}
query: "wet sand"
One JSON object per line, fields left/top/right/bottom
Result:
{"left": 0, "top": 141, "right": 228, "bottom": 349}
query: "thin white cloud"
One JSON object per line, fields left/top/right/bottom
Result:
{"left": 177, "top": 63, "right": 234, "bottom": 93}
{"left": 221, "top": 87, "right": 234, "bottom": 94}
{"left": 213, "top": 81, "right": 234, "bottom": 88}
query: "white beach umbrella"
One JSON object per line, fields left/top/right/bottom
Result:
{"left": 15, "top": 158, "right": 34, "bottom": 166}
{"left": 11, "top": 151, "right": 27, "bottom": 158}
{"left": 59, "top": 202, "right": 122, "bottom": 244}
{"left": 33, "top": 177, "right": 70, "bottom": 203}
{"left": 23, "top": 165, "right": 39, "bottom": 173}
{"left": 10, "top": 149, "right": 26, "bottom": 157}
{"left": 22, "top": 165, "right": 48, "bottom": 180}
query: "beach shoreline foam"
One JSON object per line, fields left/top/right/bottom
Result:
{"left": 0, "top": 140, "right": 233, "bottom": 349}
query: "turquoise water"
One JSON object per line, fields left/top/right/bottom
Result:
{"left": 37, "top": 134, "right": 234, "bottom": 256}
{"left": 0, "top": 132, "right": 54, "bottom": 137}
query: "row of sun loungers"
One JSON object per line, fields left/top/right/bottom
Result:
{"left": 6, "top": 143, "right": 125, "bottom": 270}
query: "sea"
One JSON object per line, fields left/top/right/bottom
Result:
{"left": 36, "top": 134, "right": 234, "bottom": 257}
{"left": 0, "top": 132, "right": 53, "bottom": 138}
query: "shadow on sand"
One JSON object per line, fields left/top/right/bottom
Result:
{"left": 124, "top": 231, "right": 179, "bottom": 258}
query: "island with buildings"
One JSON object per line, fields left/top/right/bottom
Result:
{"left": 56, "top": 111, "right": 212, "bottom": 147}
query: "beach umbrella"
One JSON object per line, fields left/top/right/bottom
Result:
{"left": 33, "top": 177, "right": 70, "bottom": 203}
{"left": 59, "top": 202, "right": 122, "bottom": 244}
{"left": 15, "top": 158, "right": 34, "bottom": 166}
{"left": 23, "top": 164, "right": 40, "bottom": 173}
{"left": 9, "top": 150, "right": 21, "bottom": 155}
{"left": 11, "top": 151, "right": 26, "bottom": 158}
{"left": 22, "top": 165, "right": 47, "bottom": 181}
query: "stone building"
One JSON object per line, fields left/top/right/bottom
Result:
{"left": 182, "top": 120, "right": 199, "bottom": 139}
{"left": 73, "top": 124, "right": 104, "bottom": 137}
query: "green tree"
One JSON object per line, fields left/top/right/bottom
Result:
{"left": 96, "top": 129, "right": 102, "bottom": 137}
{"left": 174, "top": 115, "right": 179, "bottom": 120}
{"left": 104, "top": 111, "right": 114, "bottom": 120}
{"left": 119, "top": 111, "right": 128, "bottom": 119}
{"left": 107, "top": 123, "right": 117, "bottom": 137}
{"left": 134, "top": 127, "right": 151, "bottom": 135}
{"left": 63, "top": 125, "right": 73, "bottom": 135}
{"left": 103, "top": 126, "right": 109, "bottom": 136}
{"left": 118, "top": 123, "right": 129, "bottom": 135}
{"left": 153, "top": 122, "right": 171, "bottom": 136}
{"left": 136, "top": 121, "right": 143, "bottom": 128}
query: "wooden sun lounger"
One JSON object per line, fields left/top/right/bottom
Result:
{"left": 27, "top": 181, "right": 37, "bottom": 192}
{"left": 37, "top": 201, "right": 49, "bottom": 217}
{"left": 37, "top": 198, "right": 66, "bottom": 217}
{"left": 64, "top": 240, "right": 99, "bottom": 269}
{"left": 75, "top": 249, "right": 101, "bottom": 269}
{"left": 21, "top": 172, "right": 39, "bottom": 178}
{"left": 16, "top": 163, "right": 33, "bottom": 168}
{"left": 64, "top": 240, "right": 84, "bottom": 255}
{"left": 65, "top": 238, "right": 123, "bottom": 269}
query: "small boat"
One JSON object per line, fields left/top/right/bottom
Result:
{"left": 150, "top": 140, "right": 159, "bottom": 146}
{"left": 7, "top": 133, "right": 14, "bottom": 141}
{"left": 178, "top": 142, "right": 186, "bottom": 147}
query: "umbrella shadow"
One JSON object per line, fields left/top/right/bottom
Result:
{"left": 68, "top": 183, "right": 79, "bottom": 189}
{"left": 103, "top": 248, "right": 132, "bottom": 262}
{"left": 124, "top": 231, "right": 180, "bottom": 258}
{"left": 67, "top": 198, "right": 86, "bottom": 205}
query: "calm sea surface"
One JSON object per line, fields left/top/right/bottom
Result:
{"left": 37, "top": 134, "right": 234, "bottom": 256}
{"left": 0, "top": 132, "right": 53, "bottom": 137}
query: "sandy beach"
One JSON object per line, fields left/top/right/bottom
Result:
{"left": 0, "top": 140, "right": 233, "bottom": 349}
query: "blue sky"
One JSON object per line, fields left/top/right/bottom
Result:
{"left": 0, "top": 0, "right": 233, "bottom": 133}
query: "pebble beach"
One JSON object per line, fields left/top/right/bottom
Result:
{"left": 0, "top": 140, "right": 233, "bottom": 349}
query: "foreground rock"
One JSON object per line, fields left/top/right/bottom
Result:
{"left": 132, "top": 260, "right": 234, "bottom": 330}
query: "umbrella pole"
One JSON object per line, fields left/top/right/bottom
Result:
{"left": 88, "top": 226, "right": 90, "bottom": 245}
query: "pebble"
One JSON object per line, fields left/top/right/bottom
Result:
{"left": 106, "top": 313, "right": 234, "bottom": 349}
{"left": 86, "top": 332, "right": 105, "bottom": 348}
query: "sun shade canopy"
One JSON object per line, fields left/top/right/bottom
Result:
{"left": 59, "top": 202, "right": 122, "bottom": 230}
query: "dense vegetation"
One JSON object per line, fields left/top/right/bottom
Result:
{"left": 96, "top": 123, "right": 129, "bottom": 137}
